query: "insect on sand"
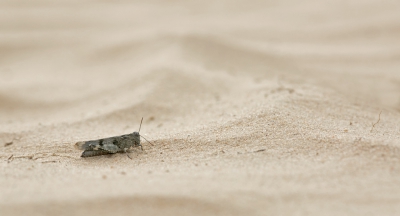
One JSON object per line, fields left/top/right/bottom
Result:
{"left": 75, "top": 118, "right": 153, "bottom": 158}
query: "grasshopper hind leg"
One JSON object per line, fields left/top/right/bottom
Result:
{"left": 81, "top": 149, "right": 111, "bottom": 157}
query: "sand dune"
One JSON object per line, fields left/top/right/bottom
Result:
{"left": 1, "top": 0, "right": 400, "bottom": 215}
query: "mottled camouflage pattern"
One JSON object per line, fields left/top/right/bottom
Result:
{"left": 76, "top": 132, "right": 141, "bottom": 157}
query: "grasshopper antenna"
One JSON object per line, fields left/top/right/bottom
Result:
{"left": 138, "top": 117, "right": 143, "bottom": 133}
{"left": 138, "top": 117, "right": 154, "bottom": 146}
{"left": 140, "top": 135, "right": 154, "bottom": 146}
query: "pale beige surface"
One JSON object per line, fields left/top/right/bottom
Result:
{"left": 1, "top": 0, "right": 400, "bottom": 215}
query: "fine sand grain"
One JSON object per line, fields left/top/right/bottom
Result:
{"left": 1, "top": 1, "right": 400, "bottom": 215}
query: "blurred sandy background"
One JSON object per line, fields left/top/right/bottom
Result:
{"left": 1, "top": 0, "right": 400, "bottom": 215}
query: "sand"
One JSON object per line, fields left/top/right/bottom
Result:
{"left": 1, "top": 0, "right": 400, "bottom": 215}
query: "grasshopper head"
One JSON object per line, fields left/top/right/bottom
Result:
{"left": 133, "top": 118, "right": 154, "bottom": 149}
{"left": 132, "top": 131, "right": 141, "bottom": 146}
